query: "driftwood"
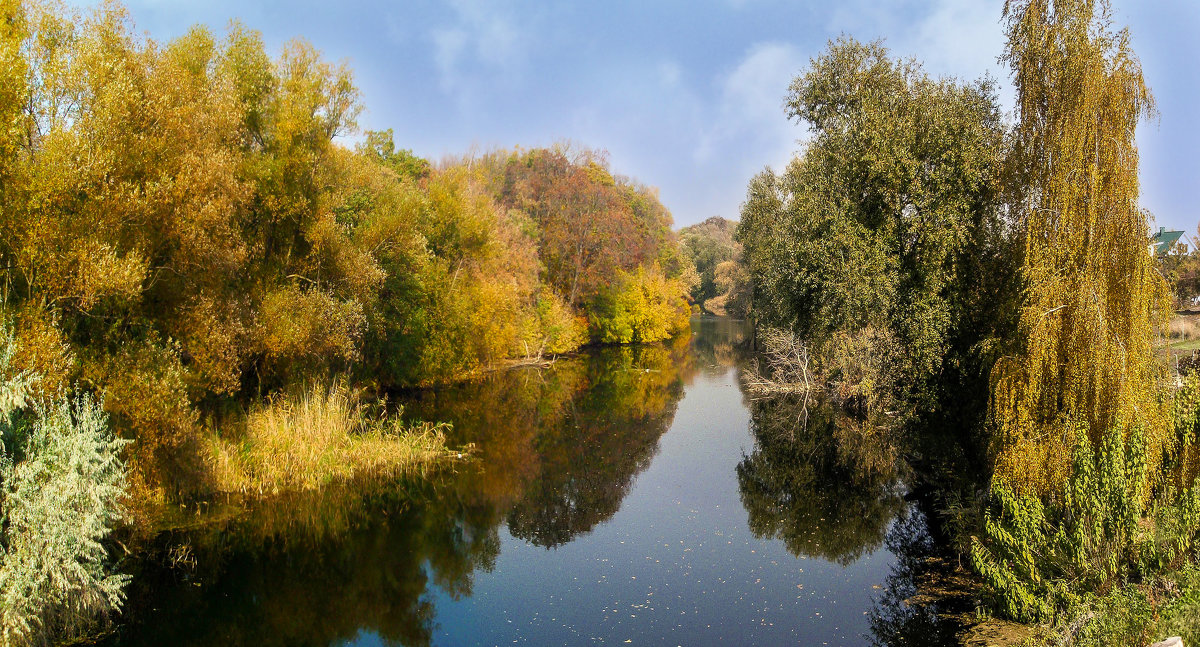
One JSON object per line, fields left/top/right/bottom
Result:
{"left": 741, "top": 328, "right": 818, "bottom": 397}
{"left": 740, "top": 328, "right": 821, "bottom": 431}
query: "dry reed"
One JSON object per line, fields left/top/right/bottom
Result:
{"left": 208, "top": 381, "right": 455, "bottom": 495}
{"left": 1169, "top": 316, "right": 1200, "bottom": 340}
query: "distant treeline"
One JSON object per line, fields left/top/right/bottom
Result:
{"left": 678, "top": 216, "right": 750, "bottom": 318}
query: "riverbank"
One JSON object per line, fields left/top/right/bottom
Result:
{"left": 397, "top": 320, "right": 701, "bottom": 388}
{"left": 125, "top": 327, "right": 703, "bottom": 540}
{"left": 202, "top": 380, "right": 458, "bottom": 496}
{"left": 115, "top": 382, "right": 463, "bottom": 559}
{"left": 100, "top": 317, "right": 964, "bottom": 645}
{"left": 896, "top": 551, "right": 1031, "bottom": 646}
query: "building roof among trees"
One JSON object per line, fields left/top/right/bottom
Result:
{"left": 1151, "top": 227, "right": 1185, "bottom": 255}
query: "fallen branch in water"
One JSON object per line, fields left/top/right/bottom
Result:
{"left": 740, "top": 328, "right": 823, "bottom": 432}
{"left": 741, "top": 328, "right": 821, "bottom": 397}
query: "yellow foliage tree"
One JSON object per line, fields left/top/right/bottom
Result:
{"left": 990, "top": 0, "right": 1170, "bottom": 493}
{"left": 590, "top": 266, "right": 691, "bottom": 345}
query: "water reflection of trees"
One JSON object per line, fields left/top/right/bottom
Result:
{"left": 109, "top": 483, "right": 498, "bottom": 647}
{"left": 734, "top": 346, "right": 977, "bottom": 646}
{"left": 109, "top": 337, "right": 690, "bottom": 646}
{"left": 868, "top": 507, "right": 966, "bottom": 647}
{"left": 684, "top": 317, "right": 751, "bottom": 379}
{"left": 506, "top": 343, "right": 686, "bottom": 547}
{"left": 403, "top": 339, "right": 687, "bottom": 550}
{"left": 736, "top": 394, "right": 907, "bottom": 565}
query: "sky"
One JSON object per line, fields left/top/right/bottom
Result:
{"left": 78, "top": 0, "right": 1200, "bottom": 233}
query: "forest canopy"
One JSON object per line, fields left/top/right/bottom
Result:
{"left": 0, "top": 0, "right": 693, "bottom": 501}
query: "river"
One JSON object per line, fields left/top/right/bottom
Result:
{"left": 104, "top": 317, "right": 965, "bottom": 646}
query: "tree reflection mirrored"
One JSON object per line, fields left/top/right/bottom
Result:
{"left": 736, "top": 394, "right": 906, "bottom": 565}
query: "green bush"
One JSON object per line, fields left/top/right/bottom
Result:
{"left": 0, "top": 324, "right": 130, "bottom": 646}
{"left": 972, "top": 421, "right": 1200, "bottom": 623}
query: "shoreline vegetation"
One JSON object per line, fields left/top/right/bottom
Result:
{"left": 0, "top": 0, "right": 696, "bottom": 643}
{"left": 204, "top": 380, "right": 457, "bottom": 497}
{"left": 5, "top": 0, "right": 1200, "bottom": 644}
{"left": 732, "top": 1, "right": 1200, "bottom": 645}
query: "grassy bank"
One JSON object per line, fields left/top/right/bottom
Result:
{"left": 205, "top": 381, "right": 458, "bottom": 496}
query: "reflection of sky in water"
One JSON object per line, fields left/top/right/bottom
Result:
{"left": 352, "top": 346, "right": 898, "bottom": 646}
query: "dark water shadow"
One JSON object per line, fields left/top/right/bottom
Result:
{"left": 736, "top": 393, "right": 908, "bottom": 565}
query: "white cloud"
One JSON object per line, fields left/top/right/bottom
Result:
{"left": 822, "top": 0, "right": 1011, "bottom": 109}
{"left": 696, "top": 42, "right": 805, "bottom": 171}
{"left": 906, "top": 0, "right": 1005, "bottom": 78}
{"left": 428, "top": 0, "right": 530, "bottom": 103}
{"left": 721, "top": 43, "right": 800, "bottom": 124}
{"left": 431, "top": 27, "right": 469, "bottom": 91}
{"left": 657, "top": 61, "right": 683, "bottom": 88}
{"left": 901, "top": 0, "right": 1011, "bottom": 110}
{"left": 448, "top": 0, "right": 521, "bottom": 65}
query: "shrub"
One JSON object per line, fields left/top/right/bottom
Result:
{"left": 1039, "top": 562, "right": 1200, "bottom": 646}
{"left": 972, "top": 421, "right": 1200, "bottom": 623}
{"left": 0, "top": 324, "right": 130, "bottom": 646}
{"left": 0, "top": 324, "right": 37, "bottom": 440}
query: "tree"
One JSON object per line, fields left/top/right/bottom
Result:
{"left": 358, "top": 129, "right": 430, "bottom": 180}
{"left": 588, "top": 265, "right": 691, "bottom": 345}
{"left": 737, "top": 37, "right": 1008, "bottom": 411}
{"left": 498, "top": 148, "right": 671, "bottom": 309}
{"left": 989, "top": 0, "right": 1169, "bottom": 493}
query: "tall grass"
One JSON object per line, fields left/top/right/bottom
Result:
{"left": 208, "top": 381, "right": 455, "bottom": 495}
{"left": 1170, "top": 317, "right": 1200, "bottom": 340}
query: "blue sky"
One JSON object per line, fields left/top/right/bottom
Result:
{"left": 85, "top": 0, "right": 1200, "bottom": 233}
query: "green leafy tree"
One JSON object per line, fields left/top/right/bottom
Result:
{"left": 737, "top": 37, "right": 1009, "bottom": 411}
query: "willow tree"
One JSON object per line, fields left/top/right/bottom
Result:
{"left": 990, "top": 0, "right": 1169, "bottom": 493}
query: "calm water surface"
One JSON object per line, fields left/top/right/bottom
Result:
{"left": 106, "top": 317, "right": 959, "bottom": 646}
